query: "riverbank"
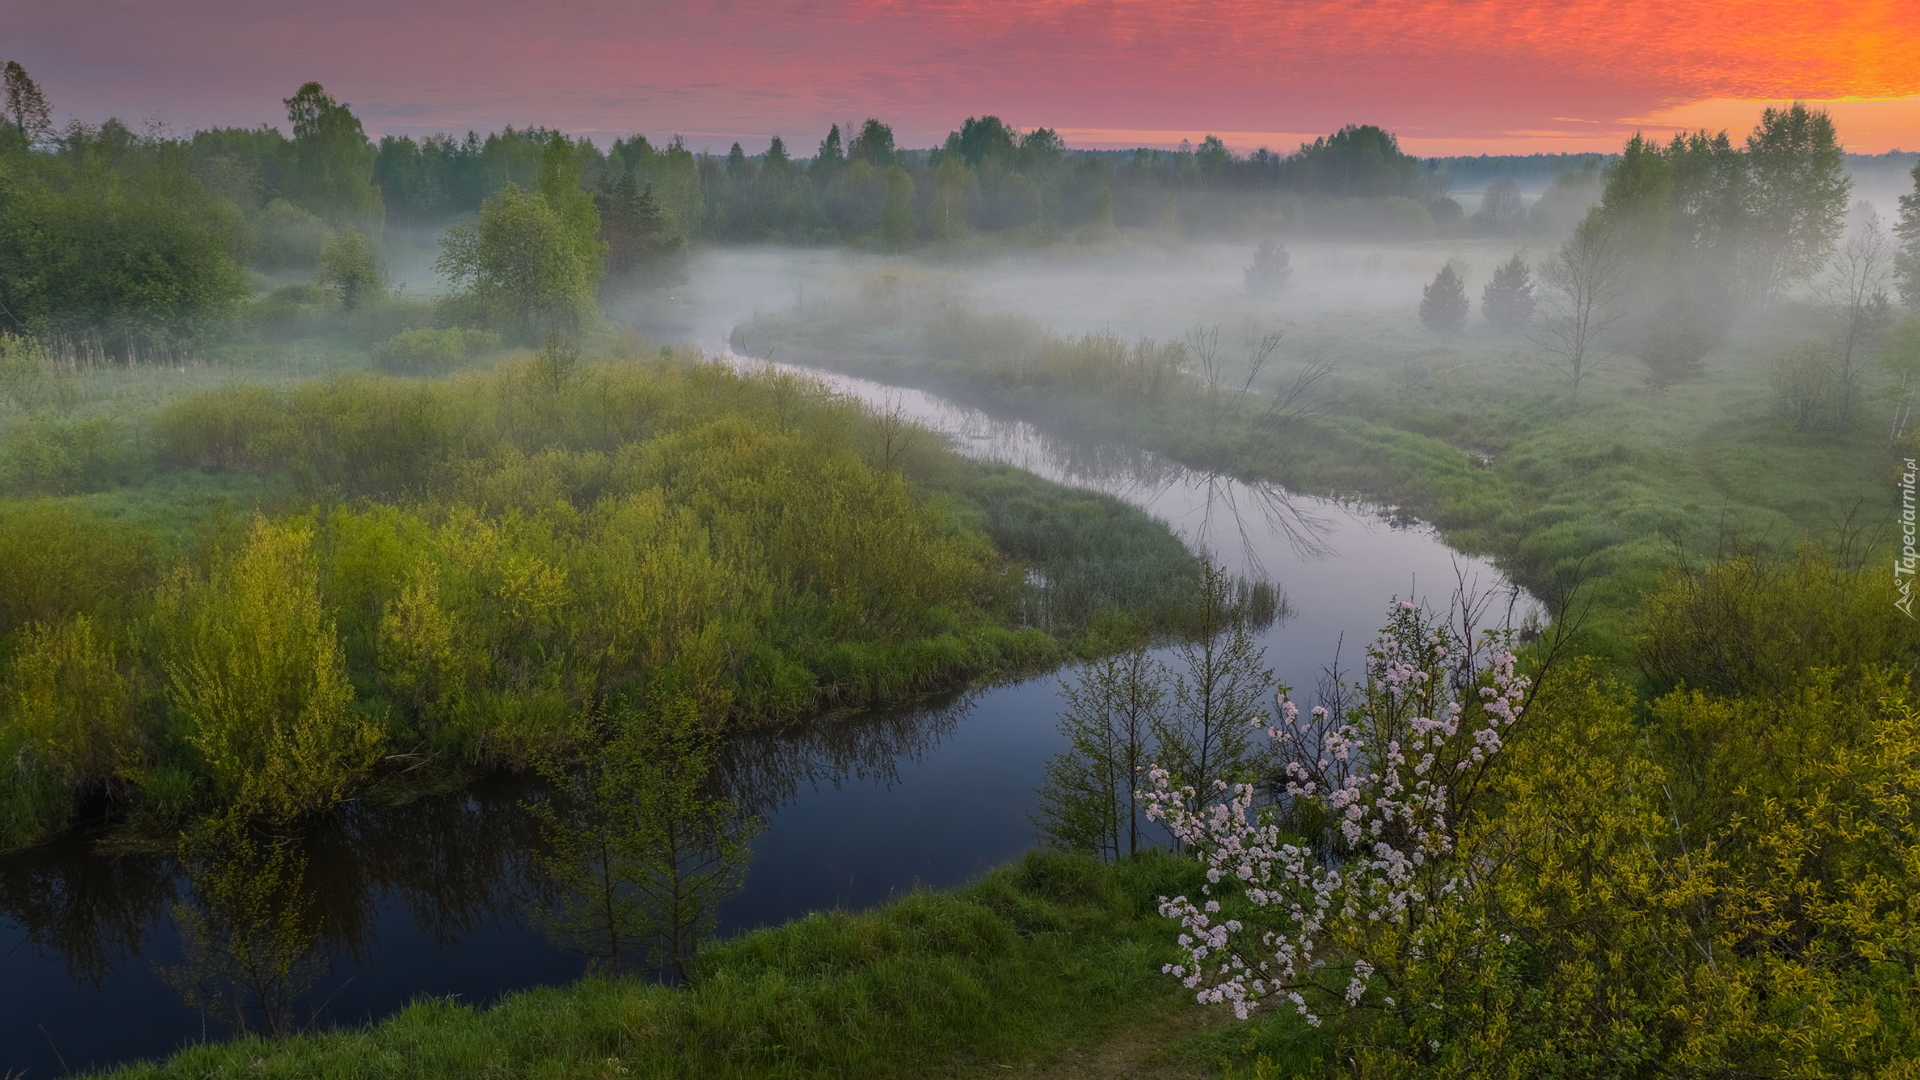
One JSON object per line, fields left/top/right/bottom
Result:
{"left": 737, "top": 281, "right": 1900, "bottom": 666}
{"left": 91, "top": 850, "right": 1227, "bottom": 1079}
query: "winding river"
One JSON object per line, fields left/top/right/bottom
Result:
{"left": 1, "top": 253, "right": 1540, "bottom": 1075}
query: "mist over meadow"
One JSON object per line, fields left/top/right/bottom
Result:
{"left": 1, "top": 53, "right": 1919, "bottom": 1080}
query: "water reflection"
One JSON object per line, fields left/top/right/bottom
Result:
{"left": 0, "top": 681, "right": 983, "bottom": 1071}
{"left": 0, "top": 837, "right": 176, "bottom": 987}
{"left": 720, "top": 691, "right": 974, "bottom": 822}
{"left": 715, "top": 349, "right": 1341, "bottom": 575}
{"left": 527, "top": 705, "right": 763, "bottom": 982}
{"left": 164, "top": 816, "right": 325, "bottom": 1038}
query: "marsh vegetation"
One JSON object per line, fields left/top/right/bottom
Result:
{"left": 2, "top": 59, "right": 1919, "bottom": 1077}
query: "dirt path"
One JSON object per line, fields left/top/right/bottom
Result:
{"left": 950, "top": 1004, "right": 1231, "bottom": 1080}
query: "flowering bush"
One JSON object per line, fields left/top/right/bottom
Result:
{"left": 1142, "top": 599, "right": 1530, "bottom": 1029}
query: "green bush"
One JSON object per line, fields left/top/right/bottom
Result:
{"left": 372, "top": 326, "right": 503, "bottom": 374}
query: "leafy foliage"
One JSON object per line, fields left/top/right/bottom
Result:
{"left": 1, "top": 355, "right": 1189, "bottom": 847}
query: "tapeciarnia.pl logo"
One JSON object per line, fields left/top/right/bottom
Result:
{"left": 1899, "top": 458, "right": 1917, "bottom": 620}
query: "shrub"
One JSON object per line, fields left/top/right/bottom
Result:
{"left": 373, "top": 326, "right": 503, "bottom": 374}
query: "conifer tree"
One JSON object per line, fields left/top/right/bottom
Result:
{"left": 1481, "top": 254, "right": 1536, "bottom": 332}
{"left": 1420, "top": 263, "right": 1470, "bottom": 333}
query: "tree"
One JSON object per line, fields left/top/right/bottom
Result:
{"left": 1477, "top": 180, "right": 1526, "bottom": 232}
{"left": 280, "top": 82, "right": 382, "bottom": 227}
{"left": 1287, "top": 124, "right": 1424, "bottom": 199}
{"left": 528, "top": 694, "right": 760, "bottom": 981}
{"left": 1481, "top": 254, "right": 1535, "bottom": 332}
{"left": 1245, "top": 239, "right": 1292, "bottom": 295}
{"left": 1533, "top": 219, "right": 1625, "bottom": 392}
{"left": 1143, "top": 598, "right": 1532, "bottom": 1028}
{"left": 1769, "top": 341, "right": 1840, "bottom": 433}
{"left": 0, "top": 122, "right": 248, "bottom": 358}
{"left": 1895, "top": 160, "right": 1920, "bottom": 310}
{"left": 1018, "top": 127, "right": 1065, "bottom": 172}
{"left": 1816, "top": 203, "right": 1896, "bottom": 430}
{"left": 848, "top": 118, "right": 895, "bottom": 167}
{"left": 724, "top": 141, "right": 751, "bottom": 178}
{"left": 1194, "top": 135, "right": 1232, "bottom": 176}
{"left": 2, "top": 60, "right": 53, "bottom": 145}
{"left": 1420, "top": 263, "right": 1469, "bottom": 333}
{"left": 810, "top": 124, "right": 845, "bottom": 183}
{"left": 437, "top": 182, "right": 600, "bottom": 337}
{"left": 1743, "top": 103, "right": 1850, "bottom": 298}
{"left": 928, "top": 157, "right": 970, "bottom": 241}
{"left": 315, "top": 228, "right": 382, "bottom": 310}
{"left": 762, "top": 135, "right": 792, "bottom": 180}
{"left": 1036, "top": 647, "right": 1167, "bottom": 861}
{"left": 596, "top": 173, "right": 684, "bottom": 287}
{"left": 1151, "top": 559, "right": 1273, "bottom": 809}
{"left": 949, "top": 116, "right": 1017, "bottom": 167}
{"left": 880, "top": 164, "right": 916, "bottom": 250}
{"left": 161, "top": 517, "right": 383, "bottom": 822}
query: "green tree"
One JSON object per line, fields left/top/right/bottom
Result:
{"left": 1895, "top": 159, "right": 1920, "bottom": 310}
{"left": 596, "top": 172, "right": 683, "bottom": 287}
{"left": 1193, "top": 135, "right": 1232, "bottom": 177}
{"left": 950, "top": 116, "right": 1017, "bottom": 167}
{"left": 315, "top": 227, "right": 382, "bottom": 310}
{"left": 1018, "top": 127, "right": 1064, "bottom": 172}
{"left": 1288, "top": 124, "right": 1424, "bottom": 198}
{"left": 928, "top": 157, "right": 970, "bottom": 241}
{"left": 529, "top": 694, "right": 760, "bottom": 981}
{"left": 1743, "top": 103, "right": 1850, "bottom": 298}
{"left": 1481, "top": 253, "right": 1535, "bottom": 332}
{"left": 0, "top": 124, "right": 248, "bottom": 357}
{"left": 762, "top": 135, "right": 791, "bottom": 181}
{"left": 880, "top": 164, "right": 916, "bottom": 250}
{"left": 2, "top": 60, "right": 53, "bottom": 145}
{"left": 1420, "top": 263, "right": 1469, "bottom": 333}
{"left": 437, "top": 182, "right": 600, "bottom": 337}
{"left": 810, "top": 124, "right": 845, "bottom": 183}
{"left": 848, "top": 118, "right": 895, "bottom": 167}
{"left": 280, "top": 82, "right": 382, "bottom": 228}
{"left": 161, "top": 516, "right": 383, "bottom": 821}
{"left": 1037, "top": 646, "right": 1166, "bottom": 861}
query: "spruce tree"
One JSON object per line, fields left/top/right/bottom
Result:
{"left": 1421, "top": 264, "right": 1470, "bottom": 333}
{"left": 1244, "top": 238, "right": 1293, "bottom": 295}
{"left": 1481, "top": 254, "right": 1535, "bottom": 332}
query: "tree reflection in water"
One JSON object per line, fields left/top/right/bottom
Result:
{"left": 163, "top": 813, "right": 325, "bottom": 1038}
{"left": 0, "top": 685, "right": 986, "bottom": 1048}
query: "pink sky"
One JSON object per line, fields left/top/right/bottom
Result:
{"left": 7, "top": 0, "right": 1918, "bottom": 154}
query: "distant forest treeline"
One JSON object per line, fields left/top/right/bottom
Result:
{"left": 2, "top": 64, "right": 1917, "bottom": 364}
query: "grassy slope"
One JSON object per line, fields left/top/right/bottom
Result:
{"left": 95, "top": 852, "right": 1213, "bottom": 1080}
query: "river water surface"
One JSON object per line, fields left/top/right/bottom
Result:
{"left": 1, "top": 254, "right": 1539, "bottom": 1075}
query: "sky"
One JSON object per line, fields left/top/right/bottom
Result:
{"left": 5, "top": 0, "right": 1918, "bottom": 156}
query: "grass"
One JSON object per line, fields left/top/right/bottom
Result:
{"left": 738, "top": 269, "right": 1898, "bottom": 666}
{"left": 92, "top": 851, "right": 1224, "bottom": 1080}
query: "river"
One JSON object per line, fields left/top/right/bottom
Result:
{"left": 1, "top": 252, "right": 1539, "bottom": 1075}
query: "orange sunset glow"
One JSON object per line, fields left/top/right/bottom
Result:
{"left": 11, "top": 0, "right": 1920, "bottom": 152}
{"left": 7, "top": 0, "right": 1918, "bottom": 152}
